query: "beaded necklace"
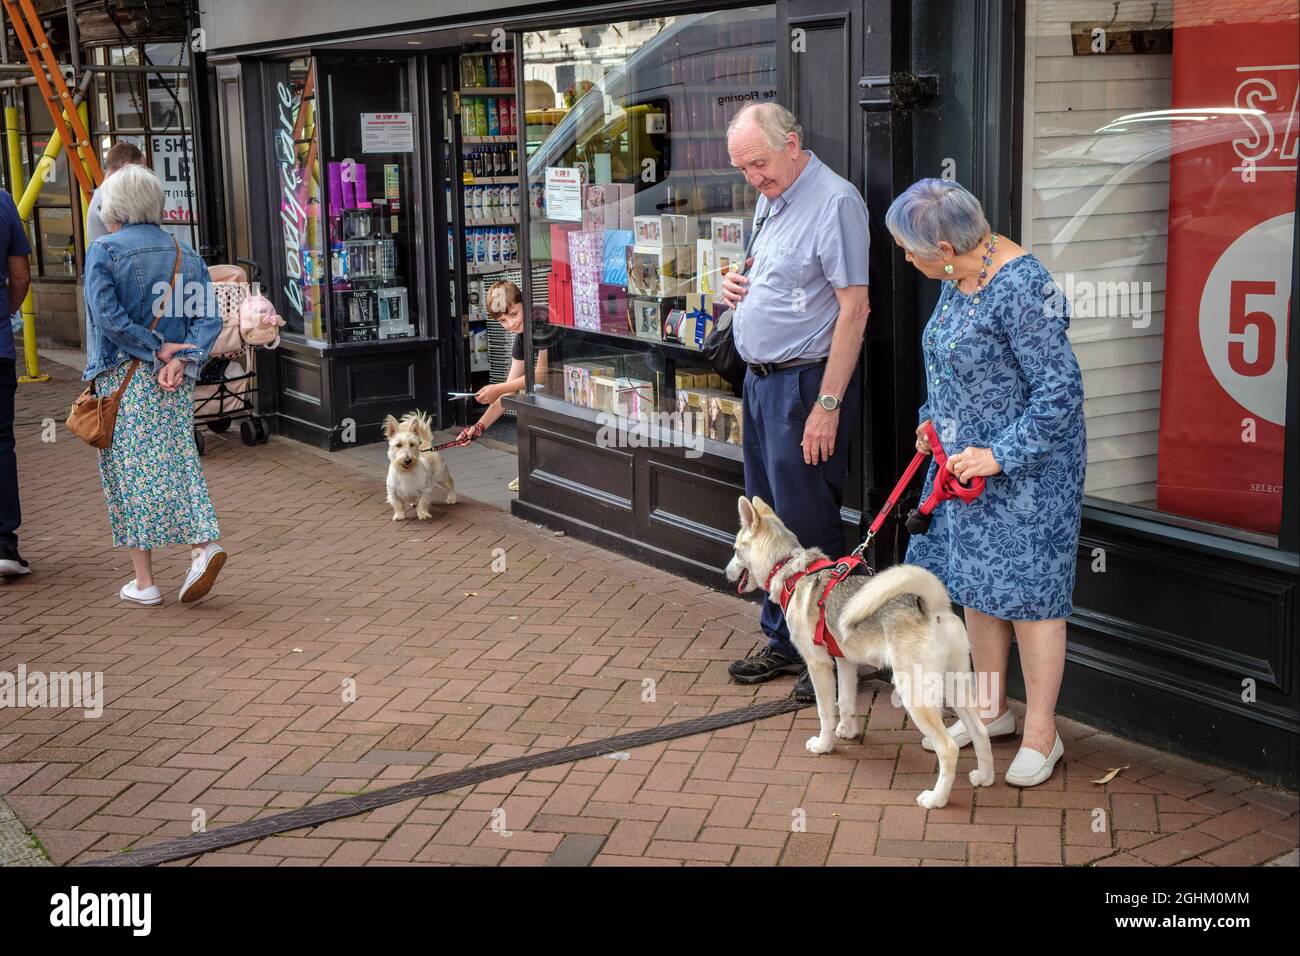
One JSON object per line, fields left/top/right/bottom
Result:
{"left": 925, "top": 233, "right": 999, "bottom": 387}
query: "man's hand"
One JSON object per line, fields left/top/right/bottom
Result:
{"left": 156, "top": 358, "right": 186, "bottom": 392}
{"left": 946, "top": 446, "right": 1001, "bottom": 482}
{"left": 802, "top": 405, "right": 839, "bottom": 466}
{"left": 720, "top": 257, "right": 755, "bottom": 308}
{"left": 157, "top": 342, "right": 196, "bottom": 363}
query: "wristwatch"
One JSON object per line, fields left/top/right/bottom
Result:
{"left": 817, "top": 394, "right": 842, "bottom": 411}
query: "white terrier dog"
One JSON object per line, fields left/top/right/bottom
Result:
{"left": 382, "top": 411, "right": 456, "bottom": 520}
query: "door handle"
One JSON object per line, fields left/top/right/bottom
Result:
{"left": 858, "top": 72, "right": 938, "bottom": 112}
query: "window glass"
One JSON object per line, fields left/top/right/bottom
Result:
{"left": 269, "top": 57, "right": 325, "bottom": 342}
{"left": 35, "top": 207, "right": 77, "bottom": 276}
{"left": 1022, "top": 0, "right": 1296, "bottom": 539}
{"left": 521, "top": 9, "right": 774, "bottom": 446}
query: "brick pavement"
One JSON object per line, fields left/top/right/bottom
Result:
{"left": 1, "top": 358, "right": 1296, "bottom": 867}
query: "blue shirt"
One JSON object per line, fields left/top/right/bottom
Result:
{"left": 732, "top": 151, "right": 871, "bottom": 364}
{"left": 83, "top": 223, "right": 222, "bottom": 383}
{"left": 0, "top": 190, "right": 34, "bottom": 361}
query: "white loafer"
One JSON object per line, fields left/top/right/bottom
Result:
{"left": 120, "top": 579, "right": 162, "bottom": 606}
{"left": 922, "top": 708, "right": 1017, "bottom": 751}
{"left": 1005, "top": 733, "right": 1065, "bottom": 787}
{"left": 179, "top": 544, "right": 227, "bottom": 604}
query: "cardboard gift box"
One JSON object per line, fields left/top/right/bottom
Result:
{"left": 684, "top": 293, "right": 725, "bottom": 322}
{"left": 693, "top": 387, "right": 743, "bottom": 443}
{"left": 614, "top": 376, "right": 655, "bottom": 422}
{"left": 662, "top": 306, "right": 714, "bottom": 350}
{"left": 548, "top": 272, "right": 574, "bottom": 326}
{"left": 333, "top": 289, "right": 378, "bottom": 329}
{"left": 627, "top": 295, "right": 684, "bottom": 342}
{"left": 569, "top": 230, "right": 604, "bottom": 287}
{"left": 711, "top": 216, "right": 754, "bottom": 255}
{"left": 601, "top": 229, "right": 634, "bottom": 286}
{"left": 627, "top": 245, "right": 694, "bottom": 298}
{"left": 634, "top": 214, "right": 696, "bottom": 247}
{"left": 613, "top": 183, "right": 636, "bottom": 231}
{"left": 715, "top": 394, "right": 744, "bottom": 444}
{"left": 572, "top": 284, "right": 602, "bottom": 331}
{"left": 695, "top": 239, "right": 717, "bottom": 297}
{"left": 598, "top": 283, "right": 628, "bottom": 333}
{"left": 549, "top": 223, "right": 581, "bottom": 279}
{"left": 563, "top": 361, "right": 615, "bottom": 407}
{"left": 589, "top": 375, "right": 618, "bottom": 413}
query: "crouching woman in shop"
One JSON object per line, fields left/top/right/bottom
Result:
{"left": 82, "top": 164, "right": 228, "bottom": 606}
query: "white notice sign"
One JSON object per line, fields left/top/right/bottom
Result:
{"left": 361, "top": 112, "right": 414, "bottom": 153}
{"left": 545, "top": 166, "right": 583, "bottom": 222}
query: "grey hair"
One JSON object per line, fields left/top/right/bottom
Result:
{"left": 726, "top": 101, "right": 802, "bottom": 151}
{"left": 97, "top": 163, "right": 166, "bottom": 227}
{"left": 884, "top": 178, "right": 991, "bottom": 259}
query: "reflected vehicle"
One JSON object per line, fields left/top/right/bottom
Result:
{"left": 526, "top": 8, "right": 775, "bottom": 218}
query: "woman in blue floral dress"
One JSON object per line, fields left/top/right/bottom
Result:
{"left": 83, "top": 164, "right": 227, "bottom": 606}
{"left": 885, "top": 179, "right": 1086, "bottom": 788}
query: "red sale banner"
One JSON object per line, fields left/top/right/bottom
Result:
{"left": 1157, "top": 3, "right": 1297, "bottom": 534}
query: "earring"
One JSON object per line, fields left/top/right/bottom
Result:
{"left": 943, "top": 263, "right": 954, "bottom": 275}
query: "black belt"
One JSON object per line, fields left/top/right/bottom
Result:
{"left": 747, "top": 357, "right": 826, "bottom": 377}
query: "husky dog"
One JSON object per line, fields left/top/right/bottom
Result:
{"left": 382, "top": 411, "right": 457, "bottom": 520}
{"left": 725, "top": 495, "right": 995, "bottom": 809}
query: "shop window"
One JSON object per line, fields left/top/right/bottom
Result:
{"left": 21, "top": 87, "right": 75, "bottom": 278}
{"left": 89, "top": 44, "right": 199, "bottom": 249}
{"left": 521, "top": 8, "right": 775, "bottom": 445}
{"left": 1021, "top": 0, "right": 1296, "bottom": 540}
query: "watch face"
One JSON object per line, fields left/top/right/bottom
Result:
{"left": 819, "top": 395, "right": 838, "bottom": 410}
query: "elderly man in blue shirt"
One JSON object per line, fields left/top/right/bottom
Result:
{"left": 721, "top": 102, "right": 871, "bottom": 699}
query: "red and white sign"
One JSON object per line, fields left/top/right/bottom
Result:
{"left": 1156, "top": 3, "right": 1297, "bottom": 534}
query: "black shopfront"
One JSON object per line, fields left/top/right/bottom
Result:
{"left": 194, "top": 0, "right": 1299, "bottom": 787}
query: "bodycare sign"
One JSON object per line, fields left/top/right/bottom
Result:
{"left": 274, "top": 80, "right": 308, "bottom": 327}
{"left": 1156, "top": 4, "right": 1297, "bottom": 534}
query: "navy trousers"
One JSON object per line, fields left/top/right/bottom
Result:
{"left": 0, "top": 359, "right": 18, "bottom": 551}
{"left": 742, "top": 361, "right": 860, "bottom": 659}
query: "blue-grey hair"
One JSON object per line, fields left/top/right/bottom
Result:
{"left": 884, "top": 179, "right": 990, "bottom": 260}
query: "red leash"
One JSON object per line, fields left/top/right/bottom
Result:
{"left": 853, "top": 420, "right": 985, "bottom": 557}
{"left": 425, "top": 436, "right": 474, "bottom": 452}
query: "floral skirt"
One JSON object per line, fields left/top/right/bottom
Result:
{"left": 96, "top": 362, "right": 220, "bottom": 550}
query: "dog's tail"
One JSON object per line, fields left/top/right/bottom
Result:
{"left": 838, "top": 564, "right": 956, "bottom": 632}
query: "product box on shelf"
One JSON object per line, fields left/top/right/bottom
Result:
{"left": 547, "top": 272, "right": 574, "bottom": 327}
{"left": 614, "top": 377, "right": 655, "bottom": 422}
{"left": 377, "top": 287, "right": 408, "bottom": 325}
{"left": 568, "top": 230, "right": 604, "bottom": 287}
{"left": 685, "top": 387, "right": 743, "bottom": 443}
{"left": 627, "top": 245, "right": 694, "bottom": 298}
{"left": 597, "top": 283, "right": 628, "bottom": 333}
{"left": 572, "top": 285, "right": 602, "bottom": 332}
{"left": 662, "top": 305, "right": 714, "bottom": 351}
{"left": 378, "top": 321, "right": 416, "bottom": 340}
{"left": 333, "top": 289, "right": 379, "bottom": 329}
{"left": 711, "top": 216, "right": 754, "bottom": 255}
{"left": 684, "top": 293, "right": 724, "bottom": 323}
{"left": 601, "top": 229, "right": 634, "bottom": 286}
{"left": 549, "top": 223, "right": 581, "bottom": 279}
{"left": 563, "top": 361, "right": 616, "bottom": 407}
{"left": 581, "top": 184, "right": 617, "bottom": 233}
{"left": 613, "top": 183, "right": 636, "bottom": 231}
{"left": 634, "top": 214, "right": 696, "bottom": 247}
{"left": 695, "top": 239, "right": 717, "bottom": 297}
{"left": 627, "top": 295, "right": 684, "bottom": 342}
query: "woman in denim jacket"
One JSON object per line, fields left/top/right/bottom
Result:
{"left": 83, "top": 164, "right": 228, "bottom": 606}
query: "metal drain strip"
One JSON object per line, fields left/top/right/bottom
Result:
{"left": 83, "top": 696, "right": 811, "bottom": 867}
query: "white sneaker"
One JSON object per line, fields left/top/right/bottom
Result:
{"left": 922, "top": 708, "right": 1017, "bottom": 751}
{"left": 120, "top": 579, "right": 162, "bottom": 606}
{"left": 179, "top": 544, "right": 227, "bottom": 604}
{"left": 1005, "top": 734, "right": 1065, "bottom": 787}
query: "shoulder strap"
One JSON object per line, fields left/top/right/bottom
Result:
{"left": 114, "top": 237, "right": 183, "bottom": 400}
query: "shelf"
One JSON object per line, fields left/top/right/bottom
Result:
{"left": 465, "top": 217, "right": 519, "bottom": 226}
{"left": 550, "top": 323, "right": 718, "bottom": 362}
{"left": 462, "top": 175, "right": 519, "bottom": 185}
{"left": 463, "top": 135, "right": 515, "bottom": 144}
{"left": 466, "top": 260, "right": 521, "bottom": 275}
{"left": 462, "top": 87, "right": 516, "bottom": 95}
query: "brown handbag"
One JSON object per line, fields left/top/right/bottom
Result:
{"left": 67, "top": 239, "right": 183, "bottom": 449}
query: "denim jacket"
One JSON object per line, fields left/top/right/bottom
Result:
{"left": 83, "top": 223, "right": 222, "bottom": 384}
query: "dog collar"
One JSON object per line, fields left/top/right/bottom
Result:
{"left": 763, "top": 556, "right": 796, "bottom": 594}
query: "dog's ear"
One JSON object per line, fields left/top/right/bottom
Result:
{"left": 738, "top": 496, "right": 759, "bottom": 531}
{"left": 751, "top": 496, "right": 775, "bottom": 520}
{"left": 414, "top": 413, "right": 433, "bottom": 446}
{"left": 381, "top": 415, "right": 399, "bottom": 440}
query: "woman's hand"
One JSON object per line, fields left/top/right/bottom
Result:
{"left": 156, "top": 358, "right": 186, "bottom": 392}
{"left": 915, "top": 420, "right": 933, "bottom": 455}
{"left": 946, "top": 446, "right": 1001, "bottom": 482}
{"left": 474, "top": 383, "right": 504, "bottom": 405}
{"left": 157, "top": 342, "right": 196, "bottom": 363}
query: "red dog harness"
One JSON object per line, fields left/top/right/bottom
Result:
{"left": 765, "top": 555, "right": 870, "bottom": 659}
